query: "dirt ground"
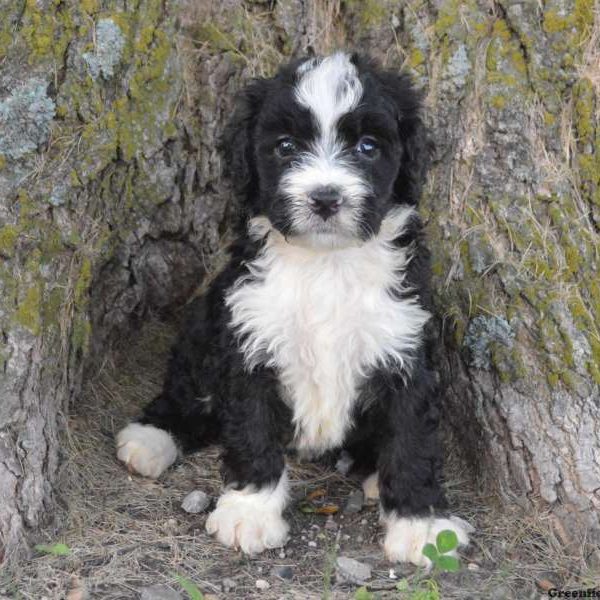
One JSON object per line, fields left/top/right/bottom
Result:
{"left": 2, "top": 317, "right": 597, "bottom": 599}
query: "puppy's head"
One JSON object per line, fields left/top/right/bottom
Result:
{"left": 222, "top": 52, "right": 431, "bottom": 247}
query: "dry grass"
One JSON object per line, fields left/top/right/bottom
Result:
{"left": 0, "top": 316, "right": 595, "bottom": 599}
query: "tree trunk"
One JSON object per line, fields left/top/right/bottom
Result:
{"left": 0, "top": 0, "right": 226, "bottom": 565}
{"left": 1, "top": 0, "right": 598, "bottom": 567}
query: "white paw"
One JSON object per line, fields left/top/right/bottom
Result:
{"left": 206, "top": 472, "right": 289, "bottom": 555}
{"left": 362, "top": 472, "right": 379, "bottom": 502}
{"left": 383, "top": 515, "right": 472, "bottom": 567}
{"left": 116, "top": 423, "right": 178, "bottom": 478}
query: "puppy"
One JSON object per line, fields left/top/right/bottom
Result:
{"left": 116, "top": 52, "right": 471, "bottom": 566}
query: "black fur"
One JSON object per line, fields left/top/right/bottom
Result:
{"left": 135, "top": 54, "right": 447, "bottom": 522}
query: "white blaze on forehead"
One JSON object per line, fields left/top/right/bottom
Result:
{"left": 294, "top": 53, "right": 363, "bottom": 147}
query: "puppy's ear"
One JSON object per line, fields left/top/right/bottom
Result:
{"left": 378, "top": 71, "right": 434, "bottom": 206}
{"left": 220, "top": 78, "right": 270, "bottom": 208}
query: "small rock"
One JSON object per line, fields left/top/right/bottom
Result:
{"left": 335, "top": 451, "right": 353, "bottom": 474}
{"left": 278, "top": 550, "right": 286, "bottom": 558}
{"left": 335, "top": 556, "right": 372, "bottom": 584}
{"left": 221, "top": 578, "right": 236, "bottom": 593}
{"left": 308, "top": 541, "right": 317, "bottom": 548}
{"left": 181, "top": 490, "right": 210, "bottom": 514}
{"left": 140, "top": 585, "right": 183, "bottom": 600}
{"left": 255, "top": 579, "right": 270, "bottom": 591}
{"left": 490, "top": 585, "right": 513, "bottom": 600}
{"left": 536, "top": 579, "right": 556, "bottom": 592}
{"left": 66, "top": 576, "right": 88, "bottom": 600}
{"left": 344, "top": 490, "right": 364, "bottom": 514}
{"left": 162, "top": 518, "right": 179, "bottom": 534}
{"left": 272, "top": 565, "right": 294, "bottom": 580}
{"left": 467, "top": 562, "right": 480, "bottom": 571}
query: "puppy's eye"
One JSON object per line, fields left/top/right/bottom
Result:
{"left": 275, "top": 137, "right": 298, "bottom": 158}
{"left": 355, "top": 137, "right": 379, "bottom": 158}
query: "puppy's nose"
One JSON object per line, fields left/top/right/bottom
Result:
{"left": 308, "top": 186, "right": 343, "bottom": 220}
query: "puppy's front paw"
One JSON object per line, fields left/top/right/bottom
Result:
{"left": 383, "top": 515, "right": 472, "bottom": 567}
{"left": 206, "top": 478, "right": 289, "bottom": 555}
{"left": 362, "top": 472, "right": 379, "bottom": 502}
{"left": 116, "top": 423, "right": 178, "bottom": 478}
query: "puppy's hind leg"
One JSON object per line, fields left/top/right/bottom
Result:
{"left": 116, "top": 298, "right": 221, "bottom": 478}
{"left": 362, "top": 472, "right": 379, "bottom": 503}
{"left": 116, "top": 421, "right": 178, "bottom": 479}
{"left": 116, "top": 389, "right": 219, "bottom": 479}
{"left": 342, "top": 410, "right": 382, "bottom": 503}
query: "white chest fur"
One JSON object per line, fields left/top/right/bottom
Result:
{"left": 225, "top": 208, "right": 430, "bottom": 453}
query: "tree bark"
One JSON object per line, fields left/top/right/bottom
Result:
{"left": 0, "top": 0, "right": 223, "bottom": 565}
{"left": 1, "top": 0, "right": 598, "bottom": 567}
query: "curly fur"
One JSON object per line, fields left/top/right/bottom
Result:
{"left": 116, "top": 52, "right": 470, "bottom": 564}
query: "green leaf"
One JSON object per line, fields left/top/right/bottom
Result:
{"left": 421, "top": 543, "right": 438, "bottom": 563}
{"left": 172, "top": 573, "right": 204, "bottom": 600}
{"left": 435, "top": 529, "right": 459, "bottom": 554}
{"left": 298, "top": 501, "right": 316, "bottom": 513}
{"left": 34, "top": 543, "right": 71, "bottom": 556}
{"left": 411, "top": 588, "right": 438, "bottom": 600}
{"left": 396, "top": 578, "right": 409, "bottom": 592}
{"left": 435, "top": 554, "right": 461, "bottom": 573}
{"left": 412, "top": 579, "right": 440, "bottom": 600}
{"left": 354, "top": 586, "right": 374, "bottom": 600}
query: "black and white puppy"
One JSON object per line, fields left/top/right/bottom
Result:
{"left": 116, "top": 52, "right": 471, "bottom": 566}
